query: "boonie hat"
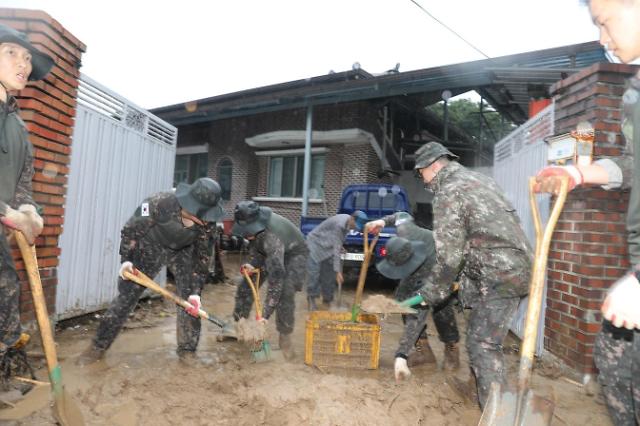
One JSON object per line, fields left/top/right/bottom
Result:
{"left": 175, "top": 177, "right": 225, "bottom": 222}
{"left": 232, "top": 201, "right": 272, "bottom": 237}
{"left": 376, "top": 236, "right": 428, "bottom": 280}
{"left": 0, "top": 24, "right": 54, "bottom": 81}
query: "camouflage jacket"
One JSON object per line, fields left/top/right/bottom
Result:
{"left": 418, "top": 162, "right": 533, "bottom": 306}
{"left": 605, "top": 75, "right": 640, "bottom": 264}
{"left": 119, "top": 192, "right": 214, "bottom": 276}
{"left": 247, "top": 213, "right": 308, "bottom": 319}
{"left": 0, "top": 95, "right": 36, "bottom": 208}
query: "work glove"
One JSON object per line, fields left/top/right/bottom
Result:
{"left": 0, "top": 204, "right": 43, "bottom": 245}
{"left": 394, "top": 357, "right": 411, "bottom": 381}
{"left": 365, "top": 219, "right": 385, "bottom": 235}
{"left": 240, "top": 263, "right": 256, "bottom": 275}
{"left": 185, "top": 295, "right": 202, "bottom": 318}
{"left": 119, "top": 261, "right": 135, "bottom": 279}
{"left": 534, "top": 165, "right": 583, "bottom": 194}
{"left": 602, "top": 271, "right": 640, "bottom": 330}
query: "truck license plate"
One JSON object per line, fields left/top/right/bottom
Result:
{"left": 341, "top": 252, "right": 365, "bottom": 261}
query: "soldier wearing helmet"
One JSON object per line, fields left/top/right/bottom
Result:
{"left": 77, "top": 177, "right": 225, "bottom": 365}
{"left": 410, "top": 141, "right": 532, "bottom": 408}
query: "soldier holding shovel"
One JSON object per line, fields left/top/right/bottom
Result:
{"left": 535, "top": 1, "right": 640, "bottom": 423}
{"left": 0, "top": 23, "right": 53, "bottom": 388}
{"left": 76, "top": 178, "right": 225, "bottom": 365}
{"left": 231, "top": 201, "right": 308, "bottom": 361}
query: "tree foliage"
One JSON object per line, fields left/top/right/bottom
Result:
{"left": 427, "top": 98, "right": 516, "bottom": 147}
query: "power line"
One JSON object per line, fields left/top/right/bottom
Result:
{"left": 409, "top": 0, "right": 491, "bottom": 59}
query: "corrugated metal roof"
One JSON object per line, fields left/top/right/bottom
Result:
{"left": 153, "top": 41, "right": 608, "bottom": 126}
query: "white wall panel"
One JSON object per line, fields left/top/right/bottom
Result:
{"left": 493, "top": 104, "right": 554, "bottom": 355}
{"left": 56, "top": 75, "right": 176, "bottom": 319}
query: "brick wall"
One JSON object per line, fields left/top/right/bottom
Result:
{"left": 190, "top": 101, "right": 390, "bottom": 224}
{"left": 0, "top": 9, "right": 84, "bottom": 321}
{"left": 546, "top": 63, "right": 637, "bottom": 373}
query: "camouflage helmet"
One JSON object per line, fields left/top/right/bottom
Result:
{"left": 413, "top": 142, "right": 459, "bottom": 172}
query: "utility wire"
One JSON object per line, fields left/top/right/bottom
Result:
{"left": 409, "top": 0, "right": 491, "bottom": 59}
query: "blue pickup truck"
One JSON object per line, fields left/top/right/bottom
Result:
{"left": 300, "top": 183, "right": 411, "bottom": 278}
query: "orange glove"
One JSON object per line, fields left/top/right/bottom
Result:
{"left": 534, "top": 166, "right": 583, "bottom": 194}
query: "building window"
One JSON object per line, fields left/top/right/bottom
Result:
{"left": 267, "top": 154, "right": 325, "bottom": 198}
{"left": 173, "top": 153, "right": 209, "bottom": 186}
{"left": 218, "top": 158, "right": 232, "bottom": 201}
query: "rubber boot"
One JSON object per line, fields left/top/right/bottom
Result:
{"left": 75, "top": 345, "right": 105, "bottom": 366}
{"left": 307, "top": 296, "right": 318, "bottom": 311}
{"left": 279, "top": 333, "right": 295, "bottom": 361}
{"left": 177, "top": 349, "right": 197, "bottom": 365}
{"left": 407, "top": 337, "right": 437, "bottom": 367}
{"left": 443, "top": 342, "right": 460, "bottom": 371}
{"left": 448, "top": 374, "right": 479, "bottom": 405}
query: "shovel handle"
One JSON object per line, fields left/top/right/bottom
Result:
{"left": 122, "top": 270, "right": 226, "bottom": 328}
{"left": 519, "top": 176, "right": 569, "bottom": 389}
{"left": 351, "top": 225, "right": 379, "bottom": 321}
{"left": 242, "top": 270, "right": 263, "bottom": 320}
{"left": 14, "top": 232, "right": 62, "bottom": 395}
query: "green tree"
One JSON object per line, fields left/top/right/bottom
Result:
{"left": 427, "top": 98, "right": 516, "bottom": 148}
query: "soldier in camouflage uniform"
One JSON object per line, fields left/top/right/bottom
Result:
{"left": 411, "top": 141, "right": 533, "bottom": 408}
{"left": 536, "top": 1, "right": 640, "bottom": 423}
{"left": 231, "top": 201, "right": 308, "bottom": 360}
{"left": 0, "top": 24, "right": 53, "bottom": 360}
{"left": 77, "top": 178, "right": 225, "bottom": 365}
{"left": 367, "top": 213, "right": 460, "bottom": 381}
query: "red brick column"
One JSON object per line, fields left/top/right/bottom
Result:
{"left": 0, "top": 9, "right": 85, "bottom": 321}
{"left": 546, "top": 63, "right": 637, "bottom": 373}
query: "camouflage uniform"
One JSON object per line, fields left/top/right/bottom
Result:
{"left": 92, "top": 192, "right": 215, "bottom": 353}
{"left": 0, "top": 95, "right": 37, "bottom": 350}
{"left": 417, "top": 160, "right": 532, "bottom": 407}
{"left": 233, "top": 212, "right": 308, "bottom": 335}
{"left": 593, "top": 75, "right": 640, "bottom": 426}
{"left": 381, "top": 213, "right": 459, "bottom": 359}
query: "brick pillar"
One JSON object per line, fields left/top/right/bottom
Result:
{"left": 546, "top": 63, "right": 637, "bottom": 373}
{"left": 0, "top": 9, "right": 85, "bottom": 321}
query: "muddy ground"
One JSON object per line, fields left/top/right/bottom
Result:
{"left": 2, "top": 252, "right": 612, "bottom": 425}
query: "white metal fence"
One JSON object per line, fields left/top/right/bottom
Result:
{"left": 56, "top": 75, "right": 177, "bottom": 319}
{"left": 493, "top": 103, "right": 554, "bottom": 355}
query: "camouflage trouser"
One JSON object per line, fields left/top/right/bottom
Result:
{"left": 466, "top": 296, "right": 520, "bottom": 409}
{"left": 233, "top": 252, "right": 307, "bottom": 335}
{"left": 396, "top": 298, "right": 460, "bottom": 358}
{"left": 0, "top": 231, "right": 21, "bottom": 349}
{"left": 594, "top": 321, "right": 640, "bottom": 426}
{"left": 93, "top": 244, "right": 205, "bottom": 353}
{"left": 306, "top": 256, "right": 335, "bottom": 303}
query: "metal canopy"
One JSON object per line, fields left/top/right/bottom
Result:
{"left": 152, "top": 41, "right": 607, "bottom": 127}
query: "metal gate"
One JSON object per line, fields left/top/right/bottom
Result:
{"left": 56, "top": 75, "right": 177, "bottom": 319}
{"left": 493, "top": 103, "right": 554, "bottom": 355}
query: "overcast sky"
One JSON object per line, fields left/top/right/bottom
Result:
{"left": 4, "top": 0, "right": 600, "bottom": 110}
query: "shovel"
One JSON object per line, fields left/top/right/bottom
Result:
{"left": 14, "top": 231, "right": 85, "bottom": 426}
{"left": 351, "top": 226, "right": 379, "bottom": 322}
{"left": 478, "top": 176, "right": 567, "bottom": 426}
{"left": 241, "top": 269, "right": 271, "bottom": 362}
{"left": 122, "top": 270, "right": 236, "bottom": 339}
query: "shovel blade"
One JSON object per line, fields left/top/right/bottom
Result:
{"left": 52, "top": 387, "right": 85, "bottom": 426}
{"left": 251, "top": 340, "right": 271, "bottom": 362}
{"left": 478, "top": 382, "right": 554, "bottom": 426}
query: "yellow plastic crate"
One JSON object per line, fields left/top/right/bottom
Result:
{"left": 304, "top": 311, "right": 381, "bottom": 370}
